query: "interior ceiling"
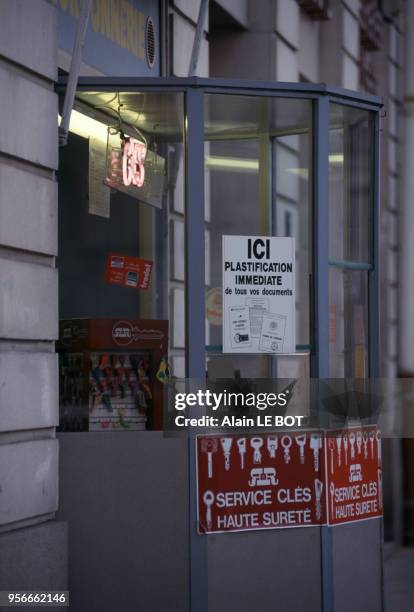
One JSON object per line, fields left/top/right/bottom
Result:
{"left": 75, "top": 90, "right": 315, "bottom": 141}
{"left": 75, "top": 91, "right": 185, "bottom": 141}
{"left": 204, "top": 94, "right": 312, "bottom": 139}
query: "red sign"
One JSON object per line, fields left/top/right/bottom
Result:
{"left": 326, "top": 426, "right": 382, "bottom": 525}
{"left": 104, "top": 252, "right": 152, "bottom": 290}
{"left": 196, "top": 431, "right": 327, "bottom": 534}
{"left": 58, "top": 318, "right": 167, "bottom": 352}
{"left": 196, "top": 427, "right": 383, "bottom": 534}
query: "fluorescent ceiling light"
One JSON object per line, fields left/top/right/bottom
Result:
{"left": 287, "top": 168, "right": 308, "bottom": 179}
{"left": 58, "top": 109, "right": 109, "bottom": 143}
{"left": 206, "top": 154, "right": 343, "bottom": 174}
{"left": 329, "top": 154, "right": 344, "bottom": 164}
{"left": 205, "top": 156, "right": 259, "bottom": 172}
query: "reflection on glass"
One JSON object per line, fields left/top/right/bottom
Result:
{"left": 329, "top": 267, "right": 369, "bottom": 378}
{"left": 328, "top": 103, "right": 374, "bottom": 379}
{"left": 329, "top": 104, "right": 374, "bottom": 264}
{"left": 204, "top": 94, "right": 312, "bottom": 379}
{"left": 58, "top": 92, "right": 185, "bottom": 429}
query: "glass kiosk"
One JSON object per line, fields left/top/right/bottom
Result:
{"left": 57, "top": 78, "right": 381, "bottom": 612}
{"left": 58, "top": 79, "right": 379, "bottom": 411}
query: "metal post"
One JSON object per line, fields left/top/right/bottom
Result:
{"left": 188, "top": 0, "right": 209, "bottom": 77}
{"left": 59, "top": 0, "right": 92, "bottom": 146}
{"left": 369, "top": 110, "right": 385, "bottom": 612}
{"left": 185, "top": 87, "right": 208, "bottom": 612}
{"left": 312, "top": 95, "right": 330, "bottom": 380}
{"left": 399, "top": 0, "right": 414, "bottom": 375}
{"left": 186, "top": 3, "right": 209, "bottom": 606}
{"left": 259, "top": 133, "right": 271, "bottom": 235}
{"left": 369, "top": 112, "right": 380, "bottom": 378}
{"left": 400, "top": 0, "right": 414, "bottom": 553}
{"left": 313, "top": 95, "right": 334, "bottom": 612}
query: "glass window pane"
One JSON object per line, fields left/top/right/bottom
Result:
{"left": 204, "top": 94, "right": 312, "bottom": 378}
{"left": 276, "top": 144, "right": 300, "bottom": 201}
{"left": 329, "top": 267, "right": 369, "bottom": 378}
{"left": 58, "top": 91, "right": 185, "bottom": 431}
{"left": 329, "top": 103, "right": 374, "bottom": 264}
{"left": 206, "top": 351, "right": 310, "bottom": 379}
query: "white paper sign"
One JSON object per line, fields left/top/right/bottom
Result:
{"left": 89, "top": 137, "right": 111, "bottom": 218}
{"left": 222, "top": 235, "right": 295, "bottom": 354}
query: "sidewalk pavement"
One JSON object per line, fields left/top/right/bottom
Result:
{"left": 384, "top": 547, "right": 414, "bottom": 611}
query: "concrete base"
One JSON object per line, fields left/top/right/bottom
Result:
{"left": 384, "top": 546, "right": 414, "bottom": 612}
{"left": 57, "top": 432, "right": 189, "bottom": 612}
{"left": 207, "top": 526, "right": 322, "bottom": 612}
{"left": 0, "top": 520, "right": 68, "bottom": 592}
{"left": 57, "top": 433, "right": 384, "bottom": 612}
{"left": 332, "top": 519, "right": 383, "bottom": 612}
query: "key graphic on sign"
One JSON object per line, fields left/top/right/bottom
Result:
{"left": 220, "top": 437, "right": 233, "bottom": 470}
{"left": 328, "top": 438, "right": 335, "bottom": 474}
{"left": 267, "top": 435, "right": 278, "bottom": 459}
{"left": 378, "top": 469, "right": 383, "bottom": 511}
{"left": 310, "top": 434, "right": 322, "bottom": 472}
{"left": 357, "top": 430, "right": 362, "bottom": 455}
{"left": 349, "top": 431, "right": 356, "bottom": 459}
{"left": 295, "top": 434, "right": 306, "bottom": 464}
{"left": 336, "top": 435, "right": 342, "bottom": 467}
{"left": 251, "top": 437, "right": 263, "bottom": 464}
{"left": 203, "top": 490, "right": 214, "bottom": 530}
{"left": 363, "top": 432, "right": 368, "bottom": 459}
{"left": 330, "top": 482, "right": 335, "bottom": 518}
{"left": 376, "top": 430, "right": 382, "bottom": 462}
{"left": 237, "top": 438, "right": 246, "bottom": 469}
{"left": 343, "top": 434, "right": 349, "bottom": 464}
{"left": 201, "top": 438, "right": 218, "bottom": 478}
{"left": 369, "top": 430, "right": 375, "bottom": 460}
{"left": 281, "top": 435, "right": 292, "bottom": 464}
{"left": 314, "top": 479, "right": 323, "bottom": 521}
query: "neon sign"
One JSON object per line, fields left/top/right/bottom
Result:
{"left": 122, "top": 137, "right": 147, "bottom": 187}
{"left": 104, "top": 132, "right": 165, "bottom": 208}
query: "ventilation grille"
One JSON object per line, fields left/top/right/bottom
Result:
{"left": 146, "top": 17, "right": 156, "bottom": 69}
